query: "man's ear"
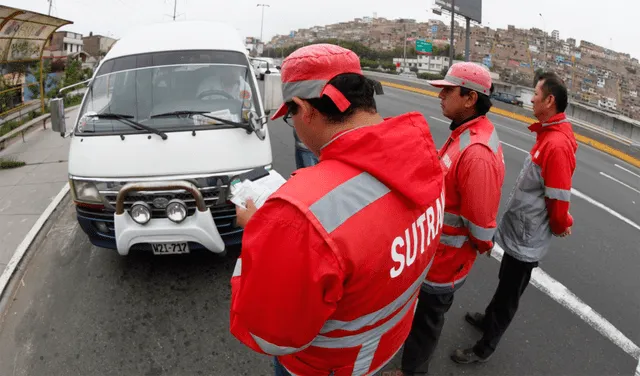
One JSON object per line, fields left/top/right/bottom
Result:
{"left": 466, "top": 91, "right": 479, "bottom": 109}
{"left": 292, "top": 97, "right": 315, "bottom": 124}
{"left": 545, "top": 94, "right": 556, "bottom": 110}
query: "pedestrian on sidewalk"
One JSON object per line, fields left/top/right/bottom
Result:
{"left": 292, "top": 129, "right": 319, "bottom": 168}
{"left": 401, "top": 62, "right": 505, "bottom": 375}
{"left": 452, "top": 71, "right": 578, "bottom": 364}
{"left": 229, "top": 44, "right": 446, "bottom": 376}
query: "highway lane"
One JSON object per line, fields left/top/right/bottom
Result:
{"left": 0, "top": 86, "right": 637, "bottom": 376}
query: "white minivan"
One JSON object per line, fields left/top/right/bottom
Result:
{"left": 50, "top": 21, "right": 283, "bottom": 256}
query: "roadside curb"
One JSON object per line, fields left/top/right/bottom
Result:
{"left": 379, "top": 81, "right": 640, "bottom": 168}
{"left": 0, "top": 183, "right": 70, "bottom": 301}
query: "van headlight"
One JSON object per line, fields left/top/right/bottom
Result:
{"left": 71, "top": 180, "right": 102, "bottom": 204}
{"left": 130, "top": 201, "right": 152, "bottom": 224}
{"left": 166, "top": 199, "right": 187, "bottom": 223}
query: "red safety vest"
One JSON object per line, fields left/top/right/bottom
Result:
{"left": 264, "top": 160, "right": 444, "bottom": 376}
{"left": 423, "top": 116, "right": 504, "bottom": 294}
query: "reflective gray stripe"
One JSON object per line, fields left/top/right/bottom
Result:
{"left": 282, "top": 79, "right": 327, "bottom": 101}
{"left": 421, "top": 276, "right": 468, "bottom": 294}
{"left": 320, "top": 257, "right": 434, "bottom": 334}
{"left": 545, "top": 187, "right": 571, "bottom": 202}
{"left": 443, "top": 212, "right": 464, "bottom": 228}
{"left": 232, "top": 258, "right": 242, "bottom": 277}
{"left": 250, "top": 333, "right": 311, "bottom": 356}
{"left": 488, "top": 128, "right": 500, "bottom": 153}
{"left": 352, "top": 339, "right": 380, "bottom": 376}
{"left": 459, "top": 130, "right": 471, "bottom": 151}
{"left": 439, "top": 234, "right": 468, "bottom": 248}
{"left": 461, "top": 216, "right": 496, "bottom": 242}
{"left": 310, "top": 172, "right": 390, "bottom": 233}
{"left": 444, "top": 75, "right": 490, "bottom": 94}
{"left": 312, "top": 289, "right": 417, "bottom": 349}
{"left": 542, "top": 119, "right": 569, "bottom": 127}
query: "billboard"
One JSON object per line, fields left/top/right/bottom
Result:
{"left": 434, "top": 0, "right": 482, "bottom": 23}
{"left": 416, "top": 39, "right": 433, "bottom": 55}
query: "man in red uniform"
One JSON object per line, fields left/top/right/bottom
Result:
{"left": 401, "top": 62, "right": 505, "bottom": 375}
{"left": 452, "top": 71, "right": 577, "bottom": 364}
{"left": 229, "top": 44, "right": 446, "bottom": 376}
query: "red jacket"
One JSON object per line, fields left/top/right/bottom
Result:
{"left": 423, "top": 116, "right": 505, "bottom": 293}
{"left": 497, "top": 113, "right": 578, "bottom": 263}
{"left": 230, "top": 112, "right": 445, "bottom": 375}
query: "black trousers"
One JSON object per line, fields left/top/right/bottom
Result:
{"left": 473, "top": 252, "right": 538, "bottom": 358}
{"left": 401, "top": 289, "right": 455, "bottom": 375}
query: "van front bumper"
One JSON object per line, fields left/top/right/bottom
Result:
{"left": 75, "top": 180, "right": 244, "bottom": 254}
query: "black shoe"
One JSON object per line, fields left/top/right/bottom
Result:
{"left": 450, "top": 347, "right": 492, "bottom": 364}
{"left": 465, "top": 311, "right": 485, "bottom": 332}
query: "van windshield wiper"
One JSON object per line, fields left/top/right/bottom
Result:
{"left": 151, "top": 110, "right": 252, "bottom": 133}
{"left": 87, "top": 113, "right": 168, "bottom": 140}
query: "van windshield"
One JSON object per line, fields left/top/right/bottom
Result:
{"left": 75, "top": 50, "right": 260, "bottom": 135}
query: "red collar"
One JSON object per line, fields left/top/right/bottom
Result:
{"left": 528, "top": 113, "right": 567, "bottom": 133}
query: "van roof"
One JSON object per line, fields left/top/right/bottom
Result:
{"left": 103, "top": 20, "right": 248, "bottom": 61}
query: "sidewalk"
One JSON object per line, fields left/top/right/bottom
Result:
{"left": 0, "top": 109, "right": 77, "bottom": 272}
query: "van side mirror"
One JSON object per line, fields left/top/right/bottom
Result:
{"left": 50, "top": 98, "right": 66, "bottom": 136}
{"left": 263, "top": 73, "right": 284, "bottom": 115}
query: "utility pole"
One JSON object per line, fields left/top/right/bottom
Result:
{"left": 47, "top": 0, "right": 53, "bottom": 15}
{"left": 449, "top": 0, "right": 455, "bottom": 68}
{"left": 464, "top": 17, "right": 470, "bottom": 62}
{"left": 403, "top": 24, "right": 407, "bottom": 72}
{"left": 257, "top": 4, "right": 270, "bottom": 46}
{"left": 539, "top": 13, "right": 546, "bottom": 67}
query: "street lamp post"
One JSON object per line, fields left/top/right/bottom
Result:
{"left": 257, "top": 4, "right": 270, "bottom": 49}
{"left": 449, "top": 0, "right": 456, "bottom": 68}
{"left": 539, "top": 13, "right": 547, "bottom": 67}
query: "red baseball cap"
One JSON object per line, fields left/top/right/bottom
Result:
{"left": 427, "top": 62, "right": 493, "bottom": 95}
{"left": 270, "top": 44, "right": 364, "bottom": 120}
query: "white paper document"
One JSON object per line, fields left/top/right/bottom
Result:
{"left": 229, "top": 170, "right": 287, "bottom": 209}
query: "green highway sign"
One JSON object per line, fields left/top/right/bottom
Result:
{"left": 416, "top": 39, "right": 433, "bottom": 55}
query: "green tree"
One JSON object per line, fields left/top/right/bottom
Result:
{"left": 62, "top": 59, "right": 84, "bottom": 87}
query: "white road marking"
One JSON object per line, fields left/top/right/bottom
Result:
{"left": 599, "top": 172, "right": 640, "bottom": 195}
{"left": 571, "top": 189, "right": 640, "bottom": 232}
{"left": 491, "top": 245, "right": 640, "bottom": 360}
{"left": 500, "top": 141, "right": 529, "bottom": 154}
{"left": 429, "top": 116, "right": 449, "bottom": 124}
{"left": 636, "top": 358, "right": 640, "bottom": 376}
{"left": 493, "top": 121, "right": 535, "bottom": 138}
{"left": 0, "top": 183, "right": 70, "bottom": 299}
{"left": 615, "top": 164, "right": 640, "bottom": 180}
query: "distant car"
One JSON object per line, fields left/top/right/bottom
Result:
{"left": 492, "top": 92, "right": 524, "bottom": 107}
{"left": 253, "top": 60, "right": 280, "bottom": 80}
{"left": 399, "top": 71, "right": 418, "bottom": 78}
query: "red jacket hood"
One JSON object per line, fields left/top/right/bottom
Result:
{"left": 529, "top": 113, "right": 578, "bottom": 153}
{"left": 319, "top": 112, "right": 443, "bottom": 207}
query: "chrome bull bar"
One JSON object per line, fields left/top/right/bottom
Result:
{"left": 115, "top": 181, "right": 208, "bottom": 215}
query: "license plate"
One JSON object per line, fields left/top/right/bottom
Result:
{"left": 151, "top": 242, "right": 190, "bottom": 255}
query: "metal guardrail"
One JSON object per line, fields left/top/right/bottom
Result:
{"left": 0, "top": 113, "right": 51, "bottom": 151}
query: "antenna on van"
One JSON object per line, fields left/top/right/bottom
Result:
{"left": 164, "top": 0, "right": 183, "bottom": 21}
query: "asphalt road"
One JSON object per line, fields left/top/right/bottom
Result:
{"left": 0, "top": 86, "right": 638, "bottom": 376}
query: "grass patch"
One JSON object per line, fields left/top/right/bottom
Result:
{"left": 0, "top": 157, "right": 26, "bottom": 169}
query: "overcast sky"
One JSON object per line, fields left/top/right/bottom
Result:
{"left": 3, "top": 0, "right": 629, "bottom": 58}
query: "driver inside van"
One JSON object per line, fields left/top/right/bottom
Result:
{"left": 196, "top": 66, "right": 252, "bottom": 102}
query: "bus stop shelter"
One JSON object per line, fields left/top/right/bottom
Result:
{"left": 0, "top": 5, "right": 72, "bottom": 117}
